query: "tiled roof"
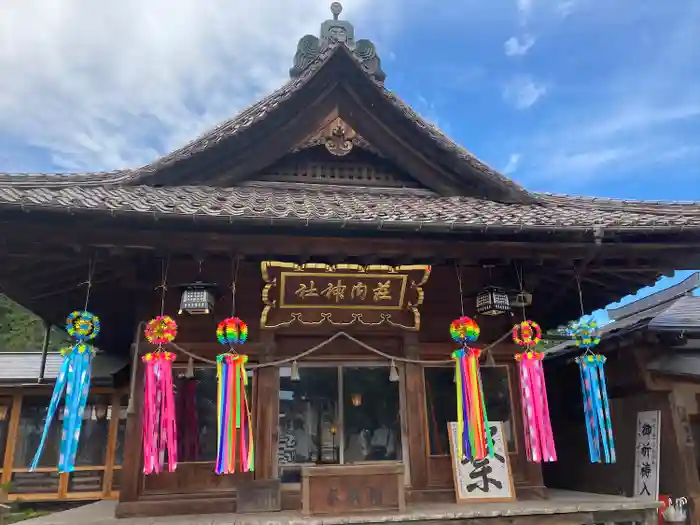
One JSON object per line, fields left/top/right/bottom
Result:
{"left": 0, "top": 44, "right": 530, "bottom": 201}
{"left": 648, "top": 296, "right": 700, "bottom": 332}
{"left": 0, "top": 352, "right": 128, "bottom": 384}
{"left": 1, "top": 45, "right": 698, "bottom": 229}
{"left": 1, "top": 181, "right": 700, "bottom": 232}
{"left": 546, "top": 272, "right": 700, "bottom": 359}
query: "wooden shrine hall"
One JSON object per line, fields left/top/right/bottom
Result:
{"left": 1, "top": 4, "right": 700, "bottom": 524}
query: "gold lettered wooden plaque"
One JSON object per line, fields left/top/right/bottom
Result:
{"left": 260, "top": 262, "right": 431, "bottom": 330}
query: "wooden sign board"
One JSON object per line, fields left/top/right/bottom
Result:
{"left": 260, "top": 262, "right": 430, "bottom": 331}
{"left": 633, "top": 410, "right": 661, "bottom": 500}
{"left": 448, "top": 421, "right": 515, "bottom": 503}
{"left": 301, "top": 464, "right": 405, "bottom": 516}
{"left": 236, "top": 479, "right": 282, "bottom": 514}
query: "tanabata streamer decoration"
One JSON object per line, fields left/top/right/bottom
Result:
{"left": 576, "top": 353, "right": 616, "bottom": 464}
{"left": 215, "top": 317, "right": 254, "bottom": 474}
{"left": 142, "top": 316, "right": 179, "bottom": 475}
{"left": 30, "top": 311, "right": 100, "bottom": 473}
{"left": 450, "top": 317, "right": 494, "bottom": 462}
{"left": 512, "top": 320, "right": 542, "bottom": 348}
{"left": 514, "top": 351, "right": 557, "bottom": 463}
{"left": 571, "top": 319, "right": 601, "bottom": 350}
{"left": 216, "top": 317, "right": 248, "bottom": 346}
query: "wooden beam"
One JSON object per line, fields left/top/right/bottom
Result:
{"left": 2, "top": 394, "right": 22, "bottom": 484}
{"left": 102, "top": 391, "right": 121, "bottom": 497}
{"left": 2, "top": 224, "right": 698, "bottom": 264}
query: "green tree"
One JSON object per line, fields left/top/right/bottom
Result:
{"left": 0, "top": 295, "right": 70, "bottom": 352}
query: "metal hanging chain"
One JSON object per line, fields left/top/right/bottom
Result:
{"left": 574, "top": 273, "right": 596, "bottom": 357}
{"left": 454, "top": 261, "right": 465, "bottom": 317}
{"left": 155, "top": 257, "right": 170, "bottom": 317}
{"left": 514, "top": 263, "right": 527, "bottom": 321}
{"left": 575, "top": 273, "right": 586, "bottom": 318}
{"left": 230, "top": 258, "right": 240, "bottom": 318}
{"left": 79, "top": 256, "right": 97, "bottom": 311}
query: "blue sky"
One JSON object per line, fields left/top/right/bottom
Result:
{"left": 1, "top": 0, "right": 698, "bottom": 321}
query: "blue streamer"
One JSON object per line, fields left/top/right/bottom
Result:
{"left": 587, "top": 362, "right": 610, "bottom": 463}
{"left": 30, "top": 346, "right": 95, "bottom": 473}
{"left": 577, "top": 357, "right": 616, "bottom": 464}
{"left": 30, "top": 359, "right": 70, "bottom": 471}
{"left": 596, "top": 361, "right": 616, "bottom": 463}
{"left": 59, "top": 351, "right": 93, "bottom": 472}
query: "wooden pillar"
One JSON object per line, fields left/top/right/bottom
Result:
{"left": 403, "top": 333, "right": 429, "bottom": 490}
{"left": 118, "top": 345, "right": 144, "bottom": 504}
{"left": 668, "top": 389, "right": 700, "bottom": 525}
{"left": 1, "top": 394, "right": 22, "bottom": 485}
{"left": 254, "top": 331, "right": 279, "bottom": 480}
{"left": 102, "top": 391, "right": 122, "bottom": 497}
{"left": 493, "top": 345, "right": 545, "bottom": 498}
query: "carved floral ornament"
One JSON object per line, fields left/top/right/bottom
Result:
{"left": 260, "top": 261, "right": 431, "bottom": 330}
{"left": 292, "top": 116, "right": 382, "bottom": 157}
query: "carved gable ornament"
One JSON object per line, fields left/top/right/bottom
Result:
{"left": 289, "top": 3, "right": 386, "bottom": 83}
{"left": 260, "top": 261, "right": 431, "bottom": 331}
{"left": 294, "top": 116, "right": 378, "bottom": 157}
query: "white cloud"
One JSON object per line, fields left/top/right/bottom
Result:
{"left": 556, "top": 0, "right": 577, "bottom": 18}
{"left": 516, "top": 0, "right": 534, "bottom": 23}
{"left": 502, "top": 76, "right": 548, "bottom": 109}
{"left": 504, "top": 35, "right": 536, "bottom": 57}
{"left": 543, "top": 148, "right": 636, "bottom": 174}
{"left": 503, "top": 153, "right": 521, "bottom": 174}
{"left": 505, "top": 2, "right": 700, "bottom": 187}
{"left": 0, "top": 0, "right": 392, "bottom": 172}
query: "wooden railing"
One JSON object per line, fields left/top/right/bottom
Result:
{"left": 0, "top": 388, "right": 126, "bottom": 503}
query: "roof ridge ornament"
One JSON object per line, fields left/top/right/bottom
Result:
{"left": 289, "top": 2, "right": 386, "bottom": 83}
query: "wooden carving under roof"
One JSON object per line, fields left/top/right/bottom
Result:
{"left": 292, "top": 116, "right": 382, "bottom": 158}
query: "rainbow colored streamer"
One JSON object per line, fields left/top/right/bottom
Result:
{"left": 452, "top": 347, "right": 494, "bottom": 462}
{"left": 577, "top": 354, "right": 616, "bottom": 463}
{"left": 215, "top": 353, "right": 254, "bottom": 474}
{"left": 515, "top": 351, "right": 557, "bottom": 463}
{"left": 142, "top": 351, "right": 178, "bottom": 474}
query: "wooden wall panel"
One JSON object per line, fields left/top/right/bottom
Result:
{"left": 142, "top": 463, "right": 252, "bottom": 494}
{"left": 118, "top": 361, "right": 143, "bottom": 504}
{"left": 403, "top": 363, "right": 428, "bottom": 489}
{"left": 254, "top": 364, "right": 279, "bottom": 480}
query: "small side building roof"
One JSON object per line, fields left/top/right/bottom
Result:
{"left": 546, "top": 272, "right": 700, "bottom": 359}
{"left": 0, "top": 352, "right": 129, "bottom": 387}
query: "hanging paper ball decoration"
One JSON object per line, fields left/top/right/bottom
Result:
{"left": 450, "top": 316, "right": 480, "bottom": 344}
{"left": 571, "top": 319, "right": 601, "bottom": 349}
{"left": 145, "top": 316, "right": 178, "bottom": 345}
{"left": 512, "top": 320, "right": 542, "bottom": 348}
{"left": 65, "top": 311, "right": 101, "bottom": 341}
{"left": 216, "top": 317, "right": 248, "bottom": 346}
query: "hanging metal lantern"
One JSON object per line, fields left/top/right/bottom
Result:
{"left": 177, "top": 281, "right": 217, "bottom": 315}
{"left": 476, "top": 286, "right": 511, "bottom": 316}
{"left": 511, "top": 291, "right": 533, "bottom": 308}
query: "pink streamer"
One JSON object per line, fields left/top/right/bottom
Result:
{"left": 142, "top": 352, "right": 178, "bottom": 475}
{"left": 517, "top": 353, "right": 557, "bottom": 463}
